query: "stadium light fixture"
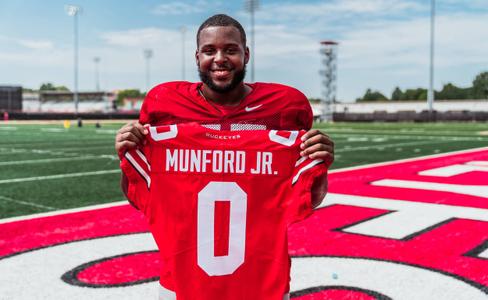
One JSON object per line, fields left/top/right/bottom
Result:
{"left": 93, "top": 57, "right": 100, "bottom": 91}
{"left": 144, "top": 49, "right": 154, "bottom": 92}
{"left": 180, "top": 26, "right": 187, "bottom": 81}
{"left": 244, "top": 0, "right": 259, "bottom": 83}
{"left": 65, "top": 4, "right": 82, "bottom": 114}
{"left": 428, "top": 0, "right": 435, "bottom": 117}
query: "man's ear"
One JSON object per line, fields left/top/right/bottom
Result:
{"left": 244, "top": 46, "right": 250, "bottom": 64}
{"left": 195, "top": 50, "right": 200, "bottom": 66}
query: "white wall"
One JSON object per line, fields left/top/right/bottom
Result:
{"left": 311, "top": 100, "right": 488, "bottom": 115}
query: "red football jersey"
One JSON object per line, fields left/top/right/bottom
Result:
{"left": 140, "top": 81, "right": 313, "bottom": 131}
{"left": 120, "top": 123, "right": 327, "bottom": 300}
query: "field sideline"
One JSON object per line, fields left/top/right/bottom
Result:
{"left": 0, "top": 121, "right": 487, "bottom": 219}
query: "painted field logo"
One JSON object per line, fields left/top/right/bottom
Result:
{"left": 0, "top": 147, "right": 487, "bottom": 299}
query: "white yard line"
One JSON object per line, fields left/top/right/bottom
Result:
{"left": 0, "top": 155, "right": 117, "bottom": 166}
{"left": 326, "top": 128, "right": 487, "bottom": 136}
{"left": 0, "top": 195, "right": 57, "bottom": 210}
{"left": 336, "top": 139, "right": 452, "bottom": 152}
{"left": 2, "top": 146, "right": 488, "bottom": 224}
{"left": 0, "top": 147, "right": 114, "bottom": 158}
{"left": 0, "top": 169, "right": 120, "bottom": 184}
{"left": 96, "top": 129, "right": 118, "bottom": 134}
{"left": 332, "top": 133, "right": 488, "bottom": 141}
{"left": 0, "top": 200, "right": 128, "bottom": 224}
{"left": 330, "top": 146, "right": 488, "bottom": 173}
{"left": 5, "top": 140, "right": 109, "bottom": 148}
{"left": 40, "top": 128, "right": 67, "bottom": 133}
{"left": 0, "top": 147, "right": 78, "bottom": 157}
{"left": 56, "top": 145, "right": 114, "bottom": 151}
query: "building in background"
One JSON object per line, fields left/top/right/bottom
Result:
{"left": 22, "top": 91, "right": 115, "bottom": 113}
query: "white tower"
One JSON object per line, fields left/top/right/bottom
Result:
{"left": 319, "top": 40, "right": 338, "bottom": 122}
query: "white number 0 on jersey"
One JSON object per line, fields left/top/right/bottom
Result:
{"left": 197, "top": 181, "right": 247, "bottom": 276}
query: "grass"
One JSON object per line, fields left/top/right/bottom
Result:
{"left": 0, "top": 121, "right": 487, "bottom": 219}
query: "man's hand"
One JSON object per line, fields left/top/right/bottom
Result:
{"left": 300, "top": 129, "right": 334, "bottom": 207}
{"left": 115, "top": 121, "right": 148, "bottom": 158}
{"left": 300, "top": 129, "right": 334, "bottom": 167}
{"left": 115, "top": 121, "right": 148, "bottom": 200}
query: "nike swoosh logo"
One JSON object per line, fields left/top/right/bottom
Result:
{"left": 245, "top": 104, "right": 263, "bottom": 112}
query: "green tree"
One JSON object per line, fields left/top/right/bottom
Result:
{"left": 40, "top": 82, "right": 56, "bottom": 91}
{"left": 307, "top": 97, "right": 321, "bottom": 104}
{"left": 116, "top": 89, "right": 145, "bottom": 105}
{"left": 39, "top": 83, "right": 70, "bottom": 91}
{"left": 391, "top": 87, "right": 403, "bottom": 101}
{"left": 403, "top": 88, "right": 426, "bottom": 101}
{"left": 436, "top": 83, "right": 469, "bottom": 100}
{"left": 55, "top": 86, "right": 70, "bottom": 91}
{"left": 356, "top": 89, "right": 388, "bottom": 102}
{"left": 418, "top": 90, "right": 427, "bottom": 100}
{"left": 471, "top": 71, "right": 488, "bottom": 99}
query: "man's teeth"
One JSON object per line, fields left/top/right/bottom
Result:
{"left": 213, "top": 70, "right": 230, "bottom": 76}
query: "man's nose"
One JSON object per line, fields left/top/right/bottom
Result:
{"left": 214, "top": 50, "right": 226, "bottom": 63}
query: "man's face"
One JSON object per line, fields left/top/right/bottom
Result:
{"left": 196, "top": 26, "right": 249, "bottom": 93}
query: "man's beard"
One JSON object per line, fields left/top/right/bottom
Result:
{"left": 199, "top": 66, "right": 246, "bottom": 94}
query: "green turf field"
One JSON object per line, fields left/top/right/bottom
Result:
{"left": 0, "top": 121, "right": 487, "bottom": 219}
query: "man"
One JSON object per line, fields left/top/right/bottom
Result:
{"left": 115, "top": 14, "right": 334, "bottom": 299}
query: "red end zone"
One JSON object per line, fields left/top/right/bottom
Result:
{"left": 0, "top": 147, "right": 487, "bottom": 299}
{"left": 328, "top": 146, "right": 488, "bottom": 208}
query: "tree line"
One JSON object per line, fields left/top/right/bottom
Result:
{"left": 356, "top": 71, "right": 488, "bottom": 102}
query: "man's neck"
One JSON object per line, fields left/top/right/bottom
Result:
{"left": 200, "top": 83, "right": 252, "bottom": 107}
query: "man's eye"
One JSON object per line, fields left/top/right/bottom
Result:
{"left": 227, "top": 49, "right": 238, "bottom": 54}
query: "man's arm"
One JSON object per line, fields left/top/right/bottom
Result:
{"left": 115, "top": 121, "right": 148, "bottom": 196}
{"left": 300, "top": 129, "right": 334, "bottom": 207}
{"left": 311, "top": 173, "right": 328, "bottom": 208}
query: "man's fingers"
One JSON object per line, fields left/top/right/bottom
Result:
{"left": 117, "top": 122, "right": 147, "bottom": 141}
{"left": 301, "top": 134, "right": 334, "bottom": 149}
{"left": 118, "top": 122, "right": 147, "bottom": 138}
{"left": 133, "top": 122, "right": 148, "bottom": 135}
{"left": 115, "top": 121, "right": 148, "bottom": 154}
{"left": 119, "top": 131, "right": 144, "bottom": 144}
{"left": 300, "top": 143, "right": 333, "bottom": 156}
{"left": 300, "top": 129, "right": 320, "bottom": 141}
{"left": 310, "top": 151, "right": 334, "bottom": 167}
{"left": 116, "top": 140, "right": 138, "bottom": 153}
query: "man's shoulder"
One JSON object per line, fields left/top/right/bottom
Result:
{"left": 251, "top": 82, "right": 308, "bottom": 103}
{"left": 147, "top": 81, "right": 196, "bottom": 99}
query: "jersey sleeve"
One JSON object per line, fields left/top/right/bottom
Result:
{"left": 139, "top": 86, "right": 159, "bottom": 125}
{"left": 287, "top": 156, "right": 328, "bottom": 223}
{"left": 119, "top": 143, "right": 152, "bottom": 214}
{"left": 280, "top": 87, "right": 313, "bottom": 130}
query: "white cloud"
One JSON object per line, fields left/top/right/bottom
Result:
{"left": 252, "top": 0, "right": 426, "bottom": 23}
{"left": 17, "top": 39, "right": 54, "bottom": 50}
{"left": 338, "top": 12, "right": 488, "bottom": 70}
{"left": 152, "top": 1, "right": 207, "bottom": 15}
{"left": 100, "top": 28, "right": 180, "bottom": 47}
{"left": 2, "top": 1, "right": 487, "bottom": 100}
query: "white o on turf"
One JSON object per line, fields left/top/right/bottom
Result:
{"left": 291, "top": 256, "right": 487, "bottom": 300}
{"left": 0, "top": 233, "right": 159, "bottom": 299}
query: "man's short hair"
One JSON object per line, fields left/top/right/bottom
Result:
{"left": 196, "top": 14, "right": 247, "bottom": 47}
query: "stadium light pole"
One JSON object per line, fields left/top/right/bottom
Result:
{"left": 180, "top": 26, "right": 187, "bottom": 81}
{"left": 245, "top": 0, "right": 259, "bottom": 83}
{"left": 428, "top": 0, "right": 435, "bottom": 117}
{"left": 144, "top": 49, "right": 153, "bottom": 92}
{"left": 65, "top": 5, "right": 81, "bottom": 114}
{"left": 93, "top": 57, "right": 100, "bottom": 91}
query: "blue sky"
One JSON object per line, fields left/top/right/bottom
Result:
{"left": 0, "top": 0, "right": 487, "bottom": 101}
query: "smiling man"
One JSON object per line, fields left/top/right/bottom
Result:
{"left": 115, "top": 14, "right": 334, "bottom": 300}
